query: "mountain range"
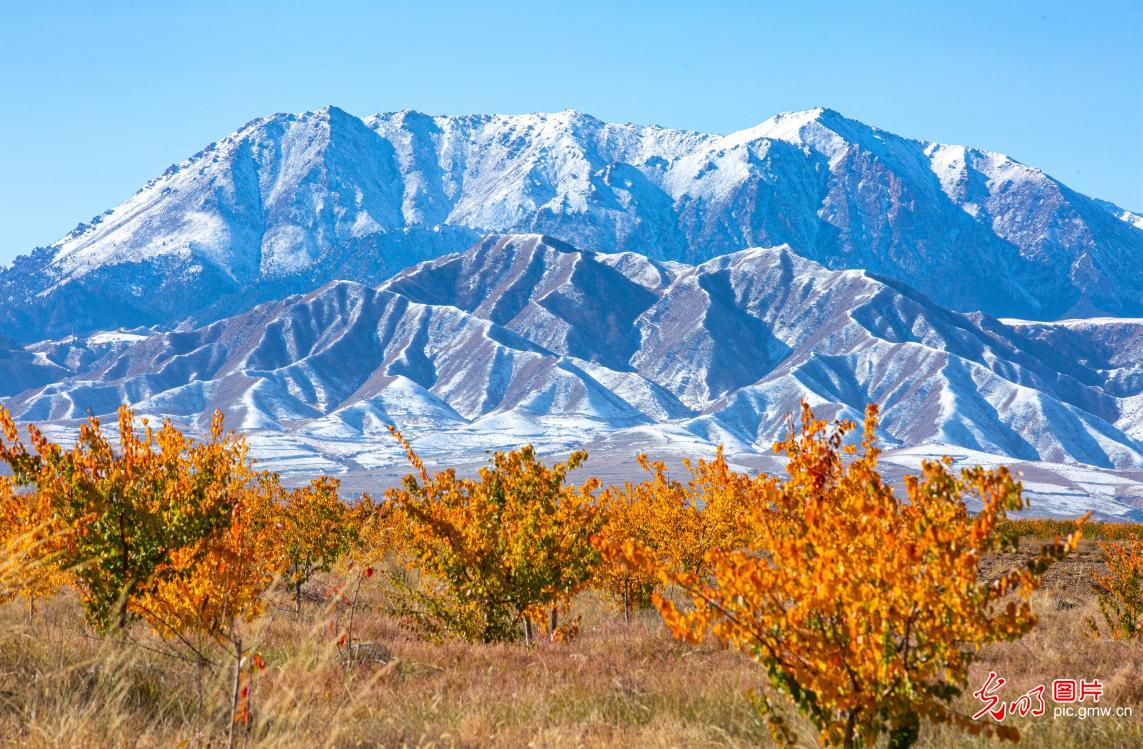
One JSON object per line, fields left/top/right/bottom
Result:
{"left": 3, "top": 106, "right": 1142, "bottom": 342}
{"left": 1, "top": 107, "right": 1141, "bottom": 518}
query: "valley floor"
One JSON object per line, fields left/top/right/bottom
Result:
{"left": 0, "top": 543, "right": 1140, "bottom": 748}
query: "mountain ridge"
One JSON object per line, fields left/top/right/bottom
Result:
{"left": 3, "top": 106, "right": 1142, "bottom": 516}
{"left": 2, "top": 106, "right": 1141, "bottom": 342}
{"left": 5, "top": 233, "right": 1141, "bottom": 468}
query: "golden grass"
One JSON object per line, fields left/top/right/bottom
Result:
{"left": 998, "top": 518, "right": 1143, "bottom": 542}
{"left": 1, "top": 548, "right": 1141, "bottom": 748}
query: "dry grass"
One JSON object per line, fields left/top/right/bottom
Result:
{"left": 999, "top": 519, "right": 1143, "bottom": 542}
{"left": 1, "top": 545, "right": 1140, "bottom": 748}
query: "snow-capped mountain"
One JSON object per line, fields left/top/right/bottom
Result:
{"left": 3, "top": 107, "right": 1141, "bottom": 342}
{"left": 4, "top": 234, "right": 1143, "bottom": 519}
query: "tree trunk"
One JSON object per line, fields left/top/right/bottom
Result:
{"left": 622, "top": 580, "right": 631, "bottom": 625}
{"left": 549, "top": 606, "right": 558, "bottom": 640}
{"left": 294, "top": 579, "right": 302, "bottom": 618}
{"left": 227, "top": 638, "right": 244, "bottom": 749}
{"left": 843, "top": 709, "right": 858, "bottom": 749}
{"left": 523, "top": 615, "right": 533, "bottom": 646}
{"left": 196, "top": 655, "right": 205, "bottom": 729}
{"left": 117, "top": 511, "right": 130, "bottom": 630}
{"left": 243, "top": 660, "right": 255, "bottom": 748}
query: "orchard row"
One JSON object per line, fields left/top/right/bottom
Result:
{"left": 1, "top": 404, "right": 1138, "bottom": 748}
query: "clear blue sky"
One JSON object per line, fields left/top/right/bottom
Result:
{"left": 1, "top": 0, "right": 1140, "bottom": 263}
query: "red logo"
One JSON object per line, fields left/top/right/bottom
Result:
{"left": 974, "top": 673, "right": 1105, "bottom": 722}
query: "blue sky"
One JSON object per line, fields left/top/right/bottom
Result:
{"left": 1, "top": 0, "right": 1140, "bottom": 263}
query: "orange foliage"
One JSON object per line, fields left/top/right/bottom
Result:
{"left": 136, "top": 471, "right": 285, "bottom": 655}
{"left": 385, "top": 427, "right": 602, "bottom": 643}
{"left": 1000, "top": 517, "right": 1142, "bottom": 541}
{"left": 0, "top": 476, "right": 69, "bottom": 614}
{"left": 1087, "top": 538, "right": 1142, "bottom": 640}
{"left": 0, "top": 406, "right": 257, "bottom": 631}
{"left": 0, "top": 405, "right": 291, "bottom": 649}
{"left": 602, "top": 402, "right": 1082, "bottom": 748}
{"left": 593, "top": 449, "right": 746, "bottom": 621}
{"left": 277, "top": 476, "right": 362, "bottom": 614}
{"left": 0, "top": 399, "right": 1098, "bottom": 746}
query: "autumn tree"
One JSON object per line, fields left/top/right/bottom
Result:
{"left": 604, "top": 402, "right": 1082, "bottom": 749}
{"left": 0, "top": 405, "right": 255, "bottom": 632}
{"left": 386, "top": 427, "right": 602, "bottom": 643}
{"left": 593, "top": 470, "right": 661, "bottom": 623}
{"left": 1087, "top": 538, "right": 1142, "bottom": 640}
{"left": 593, "top": 450, "right": 747, "bottom": 622}
{"left": 0, "top": 477, "right": 69, "bottom": 615}
{"left": 134, "top": 470, "right": 286, "bottom": 662}
{"left": 277, "top": 475, "right": 360, "bottom": 615}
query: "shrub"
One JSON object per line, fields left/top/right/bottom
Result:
{"left": 0, "top": 406, "right": 254, "bottom": 632}
{"left": 277, "top": 476, "right": 361, "bottom": 615}
{"left": 604, "top": 402, "right": 1082, "bottom": 748}
{"left": 593, "top": 450, "right": 747, "bottom": 623}
{"left": 1087, "top": 538, "right": 1143, "bottom": 640}
{"left": 0, "top": 477, "right": 69, "bottom": 614}
{"left": 135, "top": 471, "right": 286, "bottom": 661}
{"left": 999, "top": 518, "right": 1142, "bottom": 542}
{"left": 385, "top": 427, "right": 602, "bottom": 643}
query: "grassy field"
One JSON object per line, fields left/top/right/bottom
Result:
{"left": 0, "top": 540, "right": 1140, "bottom": 748}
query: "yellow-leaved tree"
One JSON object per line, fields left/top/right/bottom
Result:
{"left": 276, "top": 475, "right": 361, "bottom": 615}
{"left": 386, "top": 427, "right": 602, "bottom": 643}
{"left": 593, "top": 450, "right": 747, "bottom": 623}
{"left": 1, "top": 405, "right": 294, "bottom": 743}
{"left": 1087, "top": 538, "right": 1142, "bottom": 640}
{"left": 0, "top": 406, "right": 254, "bottom": 632}
{"left": 134, "top": 470, "right": 286, "bottom": 662}
{"left": 603, "top": 402, "right": 1082, "bottom": 749}
{"left": 0, "top": 476, "right": 69, "bottom": 616}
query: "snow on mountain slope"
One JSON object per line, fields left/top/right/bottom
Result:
{"left": 4, "top": 234, "right": 1142, "bottom": 522}
{"left": 2, "top": 107, "right": 1141, "bottom": 342}
{"left": 996, "top": 316, "right": 1143, "bottom": 443}
{"left": 0, "top": 336, "right": 69, "bottom": 397}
